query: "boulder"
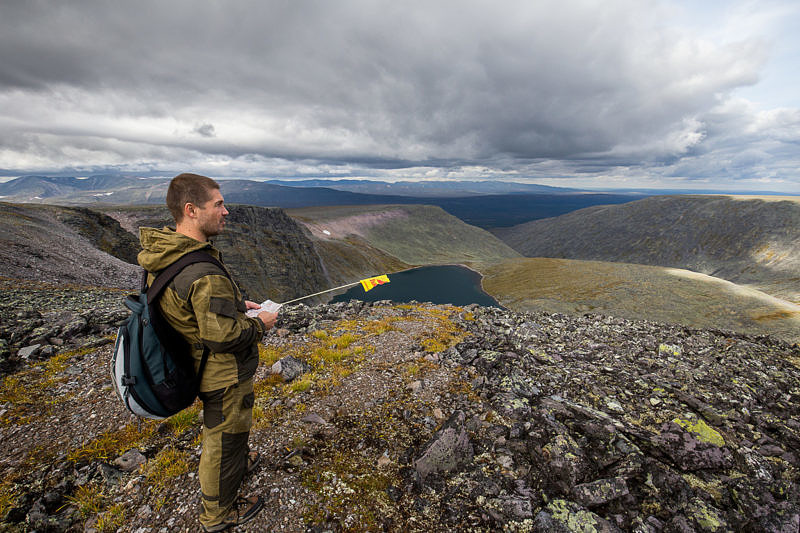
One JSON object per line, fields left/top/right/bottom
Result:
{"left": 270, "top": 355, "right": 310, "bottom": 382}
{"left": 413, "top": 410, "right": 473, "bottom": 483}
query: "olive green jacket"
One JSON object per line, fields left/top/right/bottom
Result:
{"left": 137, "top": 227, "right": 264, "bottom": 392}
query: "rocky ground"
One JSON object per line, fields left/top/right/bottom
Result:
{"left": 1, "top": 281, "right": 799, "bottom": 532}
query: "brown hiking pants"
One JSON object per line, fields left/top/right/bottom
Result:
{"left": 198, "top": 378, "right": 254, "bottom": 527}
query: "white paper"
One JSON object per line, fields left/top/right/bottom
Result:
{"left": 246, "top": 299, "right": 283, "bottom": 317}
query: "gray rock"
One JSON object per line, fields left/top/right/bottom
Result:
{"left": 501, "top": 495, "right": 534, "bottom": 519}
{"left": 99, "top": 464, "right": 123, "bottom": 488}
{"left": 650, "top": 422, "right": 732, "bottom": 471}
{"left": 571, "top": 477, "right": 629, "bottom": 507}
{"left": 301, "top": 412, "right": 328, "bottom": 425}
{"left": 270, "top": 355, "right": 309, "bottom": 382}
{"left": 413, "top": 410, "right": 473, "bottom": 482}
{"left": 114, "top": 449, "right": 147, "bottom": 472}
{"left": 18, "top": 344, "right": 41, "bottom": 359}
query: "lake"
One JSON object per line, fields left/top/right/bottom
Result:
{"left": 330, "top": 265, "right": 502, "bottom": 308}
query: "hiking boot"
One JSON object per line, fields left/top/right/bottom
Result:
{"left": 247, "top": 450, "right": 261, "bottom": 475}
{"left": 201, "top": 495, "right": 264, "bottom": 532}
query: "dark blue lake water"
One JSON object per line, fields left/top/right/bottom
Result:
{"left": 330, "top": 265, "right": 502, "bottom": 308}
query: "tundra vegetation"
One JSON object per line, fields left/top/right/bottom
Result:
{"left": 1, "top": 284, "right": 798, "bottom": 531}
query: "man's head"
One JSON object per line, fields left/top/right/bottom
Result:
{"left": 167, "top": 173, "right": 228, "bottom": 241}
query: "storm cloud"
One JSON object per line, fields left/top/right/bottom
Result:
{"left": 0, "top": 0, "right": 797, "bottom": 190}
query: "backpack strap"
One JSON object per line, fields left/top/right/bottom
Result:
{"left": 145, "top": 250, "right": 233, "bottom": 382}
{"left": 146, "top": 250, "right": 230, "bottom": 301}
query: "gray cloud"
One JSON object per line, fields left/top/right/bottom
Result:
{"left": 0, "top": 0, "right": 796, "bottom": 190}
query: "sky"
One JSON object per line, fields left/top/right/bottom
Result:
{"left": 0, "top": 0, "right": 798, "bottom": 192}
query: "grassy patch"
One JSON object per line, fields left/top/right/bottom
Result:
{"left": 401, "top": 305, "right": 466, "bottom": 354}
{"left": 0, "top": 480, "right": 20, "bottom": 521}
{"left": 290, "top": 374, "right": 315, "bottom": 393}
{"left": 166, "top": 405, "right": 201, "bottom": 436}
{"left": 66, "top": 483, "right": 106, "bottom": 517}
{"left": 448, "top": 376, "right": 482, "bottom": 404}
{"left": 403, "top": 359, "right": 438, "bottom": 379}
{"left": 68, "top": 421, "right": 159, "bottom": 463}
{"left": 0, "top": 346, "right": 96, "bottom": 425}
{"left": 95, "top": 503, "right": 126, "bottom": 532}
{"left": 144, "top": 447, "right": 190, "bottom": 491}
{"left": 258, "top": 344, "right": 287, "bottom": 366}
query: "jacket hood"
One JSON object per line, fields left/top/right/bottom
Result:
{"left": 137, "top": 226, "right": 219, "bottom": 272}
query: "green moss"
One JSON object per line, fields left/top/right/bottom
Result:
{"left": 300, "top": 396, "right": 427, "bottom": 530}
{"left": 658, "top": 344, "right": 682, "bottom": 357}
{"left": 548, "top": 499, "right": 605, "bottom": 532}
{"left": 673, "top": 416, "right": 725, "bottom": 447}
{"left": 687, "top": 498, "right": 725, "bottom": 531}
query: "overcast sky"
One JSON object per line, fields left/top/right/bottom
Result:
{"left": 1, "top": 0, "right": 798, "bottom": 191}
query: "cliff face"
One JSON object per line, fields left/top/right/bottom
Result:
{"left": 102, "top": 205, "right": 332, "bottom": 303}
{"left": 495, "top": 196, "right": 800, "bottom": 304}
{"left": 213, "top": 206, "right": 330, "bottom": 303}
{"left": 0, "top": 202, "right": 140, "bottom": 290}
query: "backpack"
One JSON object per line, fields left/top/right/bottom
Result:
{"left": 111, "top": 250, "right": 230, "bottom": 419}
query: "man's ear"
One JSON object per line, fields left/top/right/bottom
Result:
{"left": 183, "top": 202, "right": 197, "bottom": 220}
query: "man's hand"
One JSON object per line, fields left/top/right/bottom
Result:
{"left": 258, "top": 310, "right": 278, "bottom": 330}
{"left": 245, "top": 300, "right": 261, "bottom": 310}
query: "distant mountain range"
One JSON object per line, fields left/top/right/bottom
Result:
{"left": 0, "top": 175, "right": 643, "bottom": 228}
{"left": 265, "top": 178, "right": 577, "bottom": 196}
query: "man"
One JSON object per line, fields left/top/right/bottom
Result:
{"left": 137, "top": 173, "right": 277, "bottom": 531}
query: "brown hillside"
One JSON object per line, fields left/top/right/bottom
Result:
{"left": 495, "top": 195, "right": 800, "bottom": 304}
{"left": 483, "top": 257, "right": 800, "bottom": 343}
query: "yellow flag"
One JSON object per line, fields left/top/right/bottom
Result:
{"left": 360, "top": 274, "right": 390, "bottom": 292}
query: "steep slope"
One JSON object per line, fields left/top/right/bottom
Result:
{"left": 483, "top": 258, "right": 800, "bottom": 343}
{"left": 0, "top": 202, "right": 140, "bottom": 289}
{"left": 101, "top": 205, "right": 332, "bottom": 303}
{"left": 495, "top": 195, "right": 800, "bottom": 303}
{"left": 287, "top": 204, "right": 521, "bottom": 270}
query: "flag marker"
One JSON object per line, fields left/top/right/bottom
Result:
{"left": 276, "top": 274, "right": 391, "bottom": 306}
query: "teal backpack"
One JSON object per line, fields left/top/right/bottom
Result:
{"left": 111, "top": 251, "right": 228, "bottom": 419}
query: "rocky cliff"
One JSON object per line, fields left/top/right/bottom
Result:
{"left": 494, "top": 196, "right": 800, "bottom": 304}
{"left": 101, "top": 204, "right": 415, "bottom": 304}
{"left": 0, "top": 202, "right": 140, "bottom": 290}
{"left": 0, "top": 284, "right": 798, "bottom": 532}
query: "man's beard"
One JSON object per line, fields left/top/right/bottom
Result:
{"left": 200, "top": 217, "right": 224, "bottom": 238}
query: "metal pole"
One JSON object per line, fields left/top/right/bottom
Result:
{"left": 279, "top": 280, "right": 362, "bottom": 305}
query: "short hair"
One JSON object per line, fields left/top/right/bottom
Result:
{"left": 166, "top": 173, "right": 220, "bottom": 222}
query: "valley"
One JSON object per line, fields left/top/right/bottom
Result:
{"left": 1, "top": 192, "right": 798, "bottom": 343}
{"left": 1, "top": 190, "right": 799, "bottom": 531}
{"left": 494, "top": 195, "right": 800, "bottom": 305}
{"left": 483, "top": 257, "right": 800, "bottom": 343}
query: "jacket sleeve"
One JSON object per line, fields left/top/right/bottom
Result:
{"left": 187, "top": 273, "right": 265, "bottom": 355}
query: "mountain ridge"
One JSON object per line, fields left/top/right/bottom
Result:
{"left": 494, "top": 195, "right": 800, "bottom": 305}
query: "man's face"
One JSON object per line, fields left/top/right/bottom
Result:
{"left": 195, "top": 188, "right": 228, "bottom": 239}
